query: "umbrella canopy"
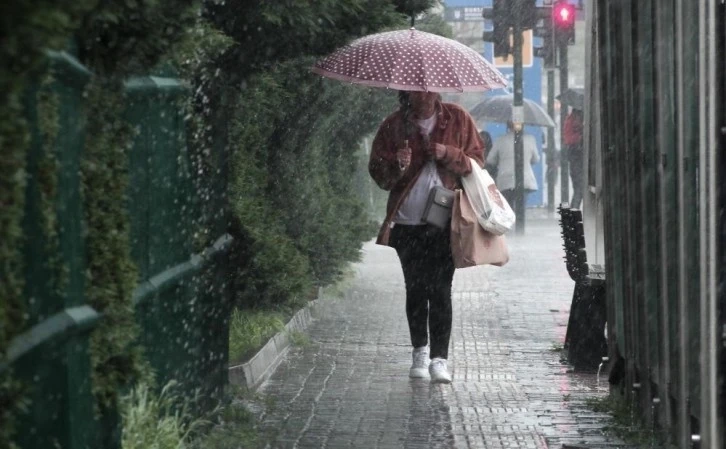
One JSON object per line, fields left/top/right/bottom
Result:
{"left": 470, "top": 95, "right": 556, "bottom": 128}
{"left": 556, "top": 88, "right": 584, "bottom": 109}
{"left": 312, "top": 28, "right": 507, "bottom": 93}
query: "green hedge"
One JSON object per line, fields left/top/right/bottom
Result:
{"left": 225, "top": 59, "right": 398, "bottom": 309}
{"left": 1, "top": 3, "right": 99, "bottom": 447}
{"left": 1, "top": 1, "right": 201, "bottom": 445}
{"left": 75, "top": 0, "right": 201, "bottom": 415}
{"left": 1, "top": 1, "right": 447, "bottom": 446}
{"left": 224, "top": 13, "right": 453, "bottom": 308}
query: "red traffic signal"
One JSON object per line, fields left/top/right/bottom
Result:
{"left": 552, "top": 1, "right": 576, "bottom": 45}
{"left": 553, "top": 1, "right": 576, "bottom": 28}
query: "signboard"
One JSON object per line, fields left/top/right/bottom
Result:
{"left": 493, "top": 30, "right": 534, "bottom": 68}
{"left": 444, "top": 6, "right": 485, "bottom": 22}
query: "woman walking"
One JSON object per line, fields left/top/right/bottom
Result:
{"left": 368, "top": 91, "right": 484, "bottom": 383}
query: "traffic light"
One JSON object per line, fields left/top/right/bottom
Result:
{"left": 533, "top": 35, "right": 555, "bottom": 68}
{"left": 519, "top": 0, "right": 539, "bottom": 30}
{"left": 482, "top": 0, "right": 511, "bottom": 58}
{"left": 553, "top": 0, "right": 576, "bottom": 45}
{"left": 533, "top": 5, "right": 556, "bottom": 68}
{"left": 483, "top": 0, "right": 561, "bottom": 58}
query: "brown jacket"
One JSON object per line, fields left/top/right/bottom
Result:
{"left": 368, "top": 101, "right": 484, "bottom": 246}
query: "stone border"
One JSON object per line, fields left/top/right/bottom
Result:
{"left": 228, "top": 295, "right": 321, "bottom": 391}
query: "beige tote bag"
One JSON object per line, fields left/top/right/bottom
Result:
{"left": 450, "top": 189, "right": 509, "bottom": 268}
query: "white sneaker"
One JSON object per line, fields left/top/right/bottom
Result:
{"left": 429, "top": 358, "right": 452, "bottom": 384}
{"left": 409, "top": 346, "right": 430, "bottom": 378}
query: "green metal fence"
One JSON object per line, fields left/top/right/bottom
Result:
{"left": 589, "top": 0, "right": 724, "bottom": 447}
{"left": 2, "top": 51, "right": 233, "bottom": 449}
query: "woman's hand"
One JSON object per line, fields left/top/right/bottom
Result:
{"left": 429, "top": 142, "right": 447, "bottom": 160}
{"left": 396, "top": 140, "right": 412, "bottom": 172}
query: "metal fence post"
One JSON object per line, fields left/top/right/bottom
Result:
{"left": 9, "top": 51, "right": 101, "bottom": 449}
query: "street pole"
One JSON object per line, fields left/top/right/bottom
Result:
{"left": 558, "top": 41, "right": 569, "bottom": 205}
{"left": 547, "top": 69, "right": 556, "bottom": 215}
{"left": 512, "top": 1, "right": 525, "bottom": 235}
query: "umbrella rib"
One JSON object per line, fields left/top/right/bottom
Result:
{"left": 434, "top": 46, "right": 465, "bottom": 93}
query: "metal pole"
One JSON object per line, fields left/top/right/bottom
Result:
{"left": 675, "top": 0, "right": 691, "bottom": 445}
{"left": 698, "top": 0, "right": 720, "bottom": 447}
{"left": 547, "top": 69, "right": 557, "bottom": 215}
{"left": 513, "top": 2, "right": 525, "bottom": 235}
{"left": 559, "top": 41, "right": 569, "bottom": 205}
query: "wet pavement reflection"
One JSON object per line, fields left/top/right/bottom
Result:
{"left": 256, "top": 218, "right": 631, "bottom": 448}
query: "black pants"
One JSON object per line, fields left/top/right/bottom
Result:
{"left": 568, "top": 144, "right": 584, "bottom": 209}
{"left": 390, "top": 224, "right": 455, "bottom": 359}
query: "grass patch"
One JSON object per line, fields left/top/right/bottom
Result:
{"left": 120, "top": 381, "right": 272, "bottom": 449}
{"left": 286, "top": 330, "right": 311, "bottom": 348}
{"left": 120, "top": 381, "right": 207, "bottom": 449}
{"left": 584, "top": 395, "right": 674, "bottom": 448}
{"left": 228, "top": 309, "right": 285, "bottom": 363}
{"left": 190, "top": 402, "right": 262, "bottom": 449}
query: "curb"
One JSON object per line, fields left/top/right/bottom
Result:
{"left": 228, "top": 293, "right": 321, "bottom": 391}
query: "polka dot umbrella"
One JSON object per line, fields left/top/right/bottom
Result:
{"left": 312, "top": 28, "right": 507, "bottom": 93}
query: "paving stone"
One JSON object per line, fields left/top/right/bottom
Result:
{"left": 256, "top": 220, "right": 635, "bottom": 448}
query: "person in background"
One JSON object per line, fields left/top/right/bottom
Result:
{"left": 479, "top": 129, "right": 495, "bottom": 180}
{"left": 485, "top": 121, "right": 540, "bottom": 207}
{"left": 368, "top": 90, "right": 484, "bottom": 384}
{"left": 564, "top": 107, "right": 584, "bottom": 208}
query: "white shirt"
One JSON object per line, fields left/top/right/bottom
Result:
{"left": 394, "top": 113, "right": 443, "bottom": 225}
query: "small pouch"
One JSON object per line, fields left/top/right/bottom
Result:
{"left": 421, "top": 185, "right": 455, "bottom": 229}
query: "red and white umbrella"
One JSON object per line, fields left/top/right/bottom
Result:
{"left": 312, "top": 28, "right": 507, "bottom": 93}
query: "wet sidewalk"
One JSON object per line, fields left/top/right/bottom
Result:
{"left": 255, "top": 218, "right": 629, "bottom": 448}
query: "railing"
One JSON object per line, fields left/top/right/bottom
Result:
{"left": 3, "top": 51, "right": 233, "bottom": 449}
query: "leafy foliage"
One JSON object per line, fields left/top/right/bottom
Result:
{"left": 0, "top": 3, "right": 98, "bottom": 446}
{"left": 81, "top": 80, "right": 149, "bottom": 410}
{"left": 76, "top": 0, "right": 200, "bottom": 77}
{"left": 2, "top": 1, "right": 450, "bottom": 446}
{"left": 3, "top": 1, "right": 205, "bottom": 442}
{"left": 394, "top": 0, "right": 440, "bottom": 16}
{"left": 222, "top": 69, "right": 311, "bottom": 308}
{"left": 222, "top": 13, "right": 453, "bottom": 307}
{"left": 36, "top": 76, "right": 67, "bottom": 301}
{"left": 203, "top": 0, "right": 404, "bottom": 80}
{"left": 0, "top": 97, "right": 28, "bottom": 449}
{"left": 0, "top": 0, "right": 97, "bottom": 105}
{"left": 225, "top": 57, "right": 398, "bottom": 308}
{"left": 73, "top": 0, "right": 203, "bottom": 414}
